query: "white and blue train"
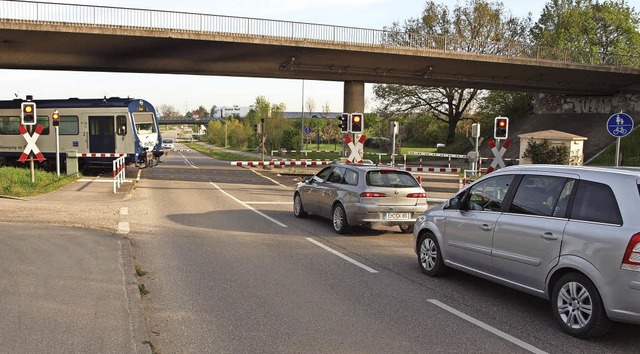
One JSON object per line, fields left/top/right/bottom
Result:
{"left": 0, "top": 97, "right": 163, "bottom": 170}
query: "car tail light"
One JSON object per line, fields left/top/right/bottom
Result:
{"left": 621, "top": 233, "right": 640, "bottom": 272}
{"left": 406, "top": 193, "right": 426, "bottom": 198}
{"left": 360, "top": 192, "right": 386, "bottom": 198}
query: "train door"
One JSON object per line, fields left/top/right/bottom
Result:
{"left": 89, "top": 116, "right": 115, "bottom": 153}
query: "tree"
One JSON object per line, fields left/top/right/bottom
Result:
{"left": 532, "top": 0, "right": 640, "bottom": 65}
{"left": 157, "top": 104, "right": 181, "bottom": 118}
{"left": 374, "top": 0, "right": 532, "bottom": 145}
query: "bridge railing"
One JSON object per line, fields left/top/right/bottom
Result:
{"left": 1, "top": 0, "right": 638, "bottom": 68}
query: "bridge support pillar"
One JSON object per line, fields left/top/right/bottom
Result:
{"left": 343, "top": 81, "right": 365, "bottom": 113}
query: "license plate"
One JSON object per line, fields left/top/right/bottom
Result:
{"left": 384, "top": 212, "right": 410, "bottom": 220}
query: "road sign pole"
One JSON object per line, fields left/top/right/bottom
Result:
{"left": 615, "top": 137, "right": 621, "bottom": 167}
{"left": 29, "top": 125, "right": 35, "bottom": 184}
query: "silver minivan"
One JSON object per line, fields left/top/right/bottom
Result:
{"left": 413, "top": 165, "right": 640, "bottom": 338}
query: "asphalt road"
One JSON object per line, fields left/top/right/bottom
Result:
{"left": 124, "top": 144, "right": 640, "bottom": 354}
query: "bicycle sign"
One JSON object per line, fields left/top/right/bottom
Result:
{"left": 607, "top": 113, "right": 634, "bottom": 138}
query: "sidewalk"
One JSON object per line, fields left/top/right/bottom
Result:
{"left": 0, "top": 168, "right": 149, "bottom": 353}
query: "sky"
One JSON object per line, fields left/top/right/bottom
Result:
{"left": 1, "top": 0, "right": 637, "bottom": 114}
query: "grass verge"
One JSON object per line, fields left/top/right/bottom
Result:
{"left": 0, "top": 167, "right": 79, "bottom": 197}
{"left": 185, "top": 143, "right": 256, "bottom": 161}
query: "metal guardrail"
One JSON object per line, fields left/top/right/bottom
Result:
{"left": 1, "top": 0, "right": 638, "bottom": 68}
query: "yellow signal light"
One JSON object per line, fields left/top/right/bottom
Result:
{"left": 52, "top": 112, "right": 60, "bottom": 120}
{"left": 24, "top": 105, "right": 33, "bottom": 113}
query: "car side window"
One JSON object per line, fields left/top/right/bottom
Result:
{"left": 467, "top": 175, "right": 514, "bottom": 212}
{"left": 570, "top": 180, "right": 622, "bottom": 225}
{"left": 313, "top": 167, "right": 333, "bottom": 183}
{"left": 327, "top": 168, "right": 344, "bottom": 183}
{"left": 509, "top": 175, "right": 568, "bottom": 217}
{"left": 343, "top": 169, "right": 358, "bottom": 186}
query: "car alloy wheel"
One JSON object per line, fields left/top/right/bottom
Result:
{"left": 551, "top": 273, "right": 611, "bottom": 338}
{"left": 418, "top": 233, "right": 446, "bottom": 276}
{"left": 332, "top": 203, "right": 349, "bottom": 234}
{"left": 293, "top": 193, "right": 307, "bottom": 218}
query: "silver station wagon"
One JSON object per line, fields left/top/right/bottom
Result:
{"left": 294, "top": 164, "right": 427, "bottom": 234}
{"left": 413, "top": 165, "right": 640, "bottom": 338}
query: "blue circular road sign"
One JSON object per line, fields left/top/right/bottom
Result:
{"left": 607, "top": 113, "right": 634, "bottom": 138}
{"left": 304, "top": 126, "right": 312, "bottom": 134}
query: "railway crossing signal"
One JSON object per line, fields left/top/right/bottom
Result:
{"left": 21, "top": 101, "right": 37, "bottom": 125}
{"left": 52, "top": 110, "right": 60, "bottom": 126}
{"left": 350, "top": 113, "right": 364, "bottom": 133}
{"left": 494, "top": 117, "right": 508, "bottom": 139}
{"left": 337, "top": 113, "right": 349, "bottom": 133}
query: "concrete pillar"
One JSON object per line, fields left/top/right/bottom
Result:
{"left": 343, "top": 81, "right": 365, "bottom": 113}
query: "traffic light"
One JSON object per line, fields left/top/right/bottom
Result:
{"left": 351, "top": 113, "right": 364, "bottom": 133}
{"left": 337, "top": 113, "right": 349, "bottom": 133}
{"left": 494, "top": 117, "right": 508, "bottom": 139}
{"left": 52, "top": 110, "right": 60, "bottom": 127}
{"left": 21, "top": 102, "right": 36, "bottom": 125}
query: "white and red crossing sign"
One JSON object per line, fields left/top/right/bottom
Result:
{"left": 344, "top": 134, "right": 366, "bottom": 163}
{"left": 18, "top": 124, "right": 45, "bottom": 163}
{"left": 486, "top": 138, "right": 512, "bottom": 173}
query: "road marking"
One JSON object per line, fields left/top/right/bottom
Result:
{"left": 245, "top": 201, "right": 292, "bottom": 205}
{"left": 209, "top": 182, "right": 287, "bottom": 228}
{"left": 427, "top": 299, "right": 547, "bottom": 354}
{"left": 305, "top": 238, "right": 378, "bottom": 274}
{"left": 136, "top": 168, "right": 142, "bottom": 181}
{"left": 179, "top": 152, "right": 198, "bottom": 168}
{"left": 250, "top": 169, "right": 288, "bottom": 188}
{"left": 119, "top": 207, "right": 128, "bottom": 215}
{"left": 117, "top": 221, "right": 130, "bottom": 235}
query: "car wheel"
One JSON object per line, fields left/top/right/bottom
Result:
{"left": 399, "top": 224, "right": 414, "bottom": 234}
{"left": 551, "top": 273, "right": 611, "bottom": 338}
{"left": 293, "top": 193, "right": 307, "bottom": 218}
{"left": 418, "top": 232, "right": 447, "bottom": 277}
{"left": 332, "top": 203, "right": 350, "bottom": 234}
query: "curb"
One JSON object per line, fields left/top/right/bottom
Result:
{"left": 120, "top": 238, "right": 153, "bottom": 354}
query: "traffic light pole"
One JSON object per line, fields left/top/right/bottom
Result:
{"left": 55, "top": 125, "right": 60, "bottom": 176}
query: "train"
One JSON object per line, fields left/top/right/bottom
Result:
{"left": 0, "top": 97, "right": 163, "bottom": 171}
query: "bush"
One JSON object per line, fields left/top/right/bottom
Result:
{"left": 523, "top": 140, "right": 569, "bottom": 164}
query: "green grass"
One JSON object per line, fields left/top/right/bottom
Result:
{"left": 186, "top": 143, "right": 257, "bottom": 161}
{"left": 0, "top": 167, "right": 79, "bottom": 197}
{"left": 587, "top": 126, "right": 640, "bottom": 166}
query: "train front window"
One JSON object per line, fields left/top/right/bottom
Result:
{"left": 132, "top": 113, "right": 156, "bottom": 134}
{"left": 0, "top": 116, "right": 20, "bottom": 135}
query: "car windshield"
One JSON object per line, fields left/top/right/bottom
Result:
{"left": 366, "top": 170, "right": 419, "bottom": 188}
{"left": 163, "top": 139, "right": 173, "bottom": 143}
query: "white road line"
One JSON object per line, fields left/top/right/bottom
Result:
{"left": 250, "top": 169, "right": 288, "bottom": 188}
{"left": 179, "top": 152, "right": 198, "bottom": 168}
{"left": 78, "top": 179, "right": 131, "bottom": 183}
{"left": 136, "top": 169, "right": 142, "bottom": 181}
{"left": 427, "top": 299, "right": 547, "bottom": 354}
{"left": 245, "top": 201, "right": 292, "bottom": 205}
{"left": 305, "top": 238, "right": 378, "bottom": 274}
{"left": 209, "top": 182, "right": 287, "bottom": 228}
{"left": 117, "top": 221, "right": 130, "bottom": 235}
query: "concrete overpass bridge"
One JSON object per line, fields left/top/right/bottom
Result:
{"left": 1, "top": 0, "right": 640, "bottom": 113}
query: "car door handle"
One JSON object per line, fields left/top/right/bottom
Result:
{"left": 541, "top": 232, "right": 558, "bottom": 240}
{"left": 480, "top": 224, "right": 492, "bottom": 231}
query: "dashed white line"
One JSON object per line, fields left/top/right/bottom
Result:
{"left": 306, "top": 238, "right": 378, "bottom": 273}
{"left": 209, "top": 182, "right": 287, "bottom": 228}
{"left": 428, "top": 299, "right": 547, "bottom": 354}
